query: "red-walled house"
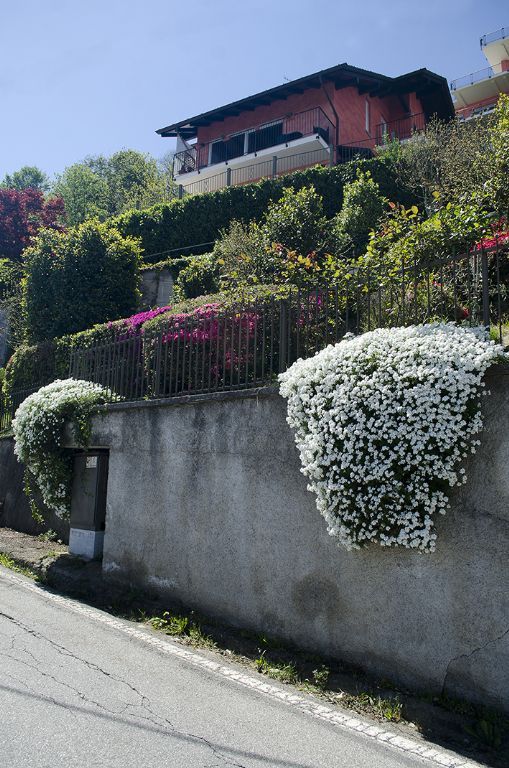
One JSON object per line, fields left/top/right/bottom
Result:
{"left": 157, "top": 62, "right": 453, "bottom": 195}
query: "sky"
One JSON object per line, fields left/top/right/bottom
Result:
{"left": 0, "top": 0, "right": 507, "bottom": 181}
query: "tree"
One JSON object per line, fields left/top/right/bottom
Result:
{"left": 488, "top": 94, "right": 509, "bottom": 215}
{"left": 261, "top": 185, "right": 328, "bottom": 255}
{"left": 332, "top": 171, "right": 386, "bottom": 254}
{"left": 2, "top": 166, "right": 50, "bottom": 192}
{"left": 52, "top": 164, "right": 109, "bottom": 226}
{"left": 52, "top": 149, "right": 171, "bottom": 225}
{"left": 0, "top": 188, "right": 65, "bottom": 261}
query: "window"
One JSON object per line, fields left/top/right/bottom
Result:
{"left": 248, "top": 121, "right": 283, "bottom": 153}
{"left": 365, "top": 99, "right": 370, "bottom": 134}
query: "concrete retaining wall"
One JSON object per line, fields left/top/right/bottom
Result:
{"left": 140, "top": 268, "right": 174, "bottom": 308}
{"left": 0, "top": 437, "right": 69, "bottom": 542}
{"left": 77, "top": 371, "right": 509, "bottom": 711}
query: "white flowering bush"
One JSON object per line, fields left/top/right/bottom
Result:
{"left": 13, "top": 379, "right": 116, "bottom": 518}
{"left": 279, "top": 324, "right": 504, "bottom": 552}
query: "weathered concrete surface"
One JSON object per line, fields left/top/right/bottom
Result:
{"left": 0, "top": 437, "right": 69, "bottom": 542}
{"left": 140, "top": 267, "right": 174, "bottom": 308}
{"left": 81, "top": 372, "right": 509, "bottom": 713}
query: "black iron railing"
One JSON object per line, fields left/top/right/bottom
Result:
{"left": 375, "top": 113, "right": 426, "bottom": 144}
{"left": 1, "top": 241, "right": 507, "bottom": 433}
{"left": 173, "top": 107, "right": 334, "bottom": 177}
{"left": 66, "top": 245, "right": 506, "bottom": 402}
{"left": 337, "top": 140, "right": 374, "bottom": 164}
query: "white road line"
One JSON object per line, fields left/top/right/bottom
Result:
{"left": 0, "top": 566, "right": 483, "bottom": 768}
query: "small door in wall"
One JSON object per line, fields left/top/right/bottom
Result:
{"left": 69, "top": 450, "right": 109, "bottom": 560}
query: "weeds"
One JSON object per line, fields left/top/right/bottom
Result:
{"left": 150, "top": 611, "right": 216, "bottom": 649}
{"left": 356, "top": 692, "right": 402, "bottom": 722}
{"left": 37, "top": 530, "right": 61, "bottom": 543}
{"left": 255, "top": 652, "right": 299, "bottom": 684}
{"left": 0, "top": 553, "right": 39, "bottom": 580}
{"left": 311, "top": 665, "right": 330, "bottom": 691}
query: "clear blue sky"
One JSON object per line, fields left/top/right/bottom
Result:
{"left": 0, "top": 0, "right": 506, "bottom": 180}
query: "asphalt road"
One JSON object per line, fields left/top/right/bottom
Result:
{"left": 0, "top": 566, "right": 477, "bottom": 768}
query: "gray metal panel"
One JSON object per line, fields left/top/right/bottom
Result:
{"left": 70, "top": 451, "right": 108, "bottom": 531}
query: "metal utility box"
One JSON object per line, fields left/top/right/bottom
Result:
{"left": 69, "top": 450, "right": 109, "bottom": 560}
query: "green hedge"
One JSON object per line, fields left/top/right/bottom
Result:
{"left": 114, "top": 157, "right": 413, "bottom": 263}
{"left": 23, "top": 220, "right": 142, "bottom": 343}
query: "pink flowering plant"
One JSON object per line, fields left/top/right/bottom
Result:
{"left": 144, "top": 303, "right": 263, "bottom": 395}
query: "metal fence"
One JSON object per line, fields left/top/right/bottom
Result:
{"left": 0, "top": 384, "right": 48, "bottom": 433}
{"left": 1, "top": 243, "right": 506, "bottom": 433}
{"left": 68, "top": 246, "right": 505, "bottom": 401}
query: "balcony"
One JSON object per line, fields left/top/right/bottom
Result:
{"left": 337, "top": 112, "right": 426, "bottom": 162}
{"left": 481, "top": 27, "right": 508, "bottom": 48}
{"left": 173, "top": 107, "right": 334, "bottom": 183}
{"left": 375, "top": 112, "right": 426, "bottom": 143}
{"left": 450, "top": 62, "right": 508, "bottom": 91}
{"left": 450, "top": 61, "right": 509, "bottom": 112}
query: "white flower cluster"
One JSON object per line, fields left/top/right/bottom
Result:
{"left": 279, "top": 324, "right": 504, "bottom": 552}
{"left": 13, "top": 379, "right": 115, "bottom": 518}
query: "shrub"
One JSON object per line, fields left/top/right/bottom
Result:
{"left": 489, "top": 94, "right": 509, "bottom": 215}
{"left": 172, "top": 254, "right": 220, "bottom": 301}
{"left": 331, "top": 171, "right": 387, "bottom": 255}
{"left": 12, "top": 379, "right": 117, "bottom": 517}
{"left": 4, "top": 284, "right": 292, "bottom": 394}
{"left": 217, "top": 192, "right": 347, "bottom": 289}
{"left": 280, "top": 324, "right": 504, "bottom": 552}
{"left": 260, "top": 185, "right": 328, "bottom": 256}
{"left": 213, "top": 220, "right": 266, "bottom": 287}
{"left": 23, "top": 219, "right": 142, "bottom": 342}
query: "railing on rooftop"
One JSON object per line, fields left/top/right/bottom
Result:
{"left": 481, "top": 27, "right": 508, "bottom": 47}
{"left": 450, "top": 62, "right": 506, "bottom": 91}
{"left": 336, "top": 113, "right": 426, "bottom": 163}
{"left": 173, "top": 107, "right": 334, "bottom": 177}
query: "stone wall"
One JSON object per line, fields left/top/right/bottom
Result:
{"left": 74, "top": 369, "right": 509, "bottom": 713}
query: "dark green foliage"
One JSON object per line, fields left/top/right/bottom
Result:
{"left": 23, "top": 220, "right": 141, "bottom": 343}
{"left": 4, "top": 339, "right": 68, "bottom": 394}
{"left": 172, "top": 255, "right": 220, "bottom": 301}
{"left": 332, "top": 171, "right": 387, "bottom": 254}
{"left": 261, "top": 186, "right": 328, "bottom": 254}
{"left": 114, "top": 157, "right": 411, "bottom": 263}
